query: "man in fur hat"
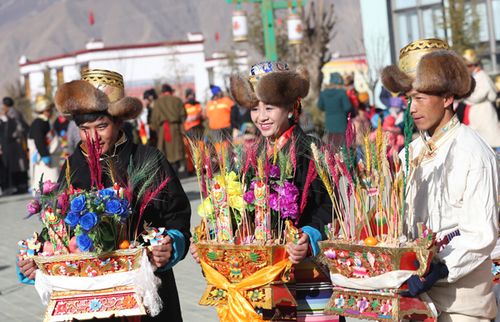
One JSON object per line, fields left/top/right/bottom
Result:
{"left": 17, "top": 69, "right": 191, "bottom": 322}
{"left": 382, "top": 39, "right": 498, "bottom": 321}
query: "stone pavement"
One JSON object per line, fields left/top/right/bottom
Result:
{"left": 0, "top": 176, "right": 218, "bottom": 322}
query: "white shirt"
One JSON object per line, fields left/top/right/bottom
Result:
{"left": 401, "top": 116, "right": 499, "bottom": 283}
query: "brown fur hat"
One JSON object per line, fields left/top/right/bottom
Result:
{"left": 381, "top": 40, "right": 473, "bottom": 99}
{"left": 54, "top": 69, "right": 142, "bottom": 120}
{"left": 230, "top": 61, "right": 309, "bottom": 108}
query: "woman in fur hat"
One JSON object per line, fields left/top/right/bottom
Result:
{"left": 17, "top": 69, "right": 191, "bottom": 322}
{"left": 381, "top": 39, "right": 498, "bottom": 321}
{"left": 191, "top": 61, "right": 335, "bottom": 320}
{"left": 27, "top": 95, "right": 61, "bottom": 192}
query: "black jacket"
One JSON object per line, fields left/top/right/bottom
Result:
{"left": 29, "top": 118, "right": 51, "bottom": 157}
{"left": 288, "top": 126, "right": 332, "bottom": 237}
{"left": 58, "top": 136, "right": 191, "bottom": 322}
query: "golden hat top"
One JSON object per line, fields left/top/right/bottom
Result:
{"left": 81, "top": 69, "right": 124, "bottom": 103}
{"left": 462, "top": 48, "right": 479, "bottom": 64}
{"left": 398, "top": 38, "right": 450, "bottom": 77}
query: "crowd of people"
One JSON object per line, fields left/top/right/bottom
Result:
{"left": 7, "top": 38, "right": 500, "bottom": 322}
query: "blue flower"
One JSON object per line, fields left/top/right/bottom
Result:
{"left": 89, "top": 299, "right": 102, "bottom": 311}
{"left": 77, "top": 233, "right": 93, "bottom": 252}
{"left": 105, "top": 198, "right": 122, "bottom": 215}
{"left": 98, "top": 188, "right": 115, "bottom": 198}
{"left": 64, "top": 212, "right": 80, "bottom": 228}
{"left": 70, "top": 195, "right": 86, "bottom": 212}
{"left": 79, "top": 212, "right": 99, "bottom": 231}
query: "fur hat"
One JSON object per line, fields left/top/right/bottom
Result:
{"left": 230, "top": 61, "right": 309, "bottom": 108}
{"left": 381, "top": 39, "right": 474, "bottom": 99}
{"left": 54, "top": 69, "right": 142, "bottom": 120}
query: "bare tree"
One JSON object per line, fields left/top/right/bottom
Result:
{"left": 443, "top": 0, "right": 482, "bottom": 54}
{"left": 295, "top": 0, "right": 335, "bottom": 132}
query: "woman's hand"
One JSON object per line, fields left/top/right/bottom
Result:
{"left": 149, "top": 235, "right": 173, "bottom": 268}
{"left": 286, "top": 233, "right": 310, "bottom": 264}
{"left": 17, "top": 255, "right": 37, "bottom": 280}
{"left": 189, "top": 237, "right": 200, "bottom": 264}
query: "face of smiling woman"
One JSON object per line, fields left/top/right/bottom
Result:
{"left": 78, "top": 116, "right": 121, "bottom": 155}
{"left": 250, "top": 101, "right": 292, "bottom": 140}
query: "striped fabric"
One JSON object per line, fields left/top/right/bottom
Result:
{"left": 293, "top": 259, "right": 338, "bottom": 322}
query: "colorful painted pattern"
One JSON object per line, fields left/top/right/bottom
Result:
{"left": 46, "top": 287, "right": 145, "bottom": 321}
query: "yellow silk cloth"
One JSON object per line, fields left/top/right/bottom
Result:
{"left": 200, "top": 258, "right": 292, "bottom": 322}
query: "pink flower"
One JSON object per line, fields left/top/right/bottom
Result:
{"left": 269, "top": 165, "right": 280, "bottom": 178}
{"left": 42, "top": 180, "right": 59, "bottom": 194}
{"left": 243, "top": 190, "right": 255, "bottom": 204}
{"left": 27, "top": 200, "right": 41, "bottom": 215}
{"left": 269, "top": 193, "right": 280, "bottom": 211}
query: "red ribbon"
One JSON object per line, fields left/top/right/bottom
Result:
{"left": 163, "top": 121, "right": 172, "bottom": 143}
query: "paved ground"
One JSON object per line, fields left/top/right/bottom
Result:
{"left": 0, "top": 176, "right": 218, "bottom": 322}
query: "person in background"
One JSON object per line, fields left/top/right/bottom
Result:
{"left": 205, "top": 85, "right": 234, "bottom": 141}
{"left": 183, "top": 88, "right": 203, "bottom": 175}
{"left": 151, "top": 84, "right": 186, "bottom": 175}
{"left": 317, "top": 72, "right": 353, "bottom": 146}
{"left": 53, "top": 113, "right": 70, "bottom": 166}
{"left": 1, "top": 96, "right": 29, "bottom": 194}
{"left": 143, "top": 88, "right": 158, "bottom": 147}
{"left": 230, "top": 103, "right": 252, "bottom": 140}
{"left": 344, "top": 73, "right": 359, "bottom": 115}
{"left": 28, "top": 95, "right": 61, "bottom": 191}
{"left": 462, "top": 49, "right": 500, "bottom": 148}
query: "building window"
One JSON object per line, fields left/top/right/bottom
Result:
{"left": 395, "top": 0, "right": 417, "bottom": 9}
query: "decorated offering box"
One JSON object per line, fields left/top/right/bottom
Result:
{"left": 319, "top": 226, "right": 436, "bottom": 279}
{"left": 33, "top": 248, "right": 142, "bottom": 277}
{"left": 43, "top": 286, "right": 145, "bottom": 322}
{"left": 187, "top": 136, "right": 303, "bottom": 321}
{"left": 312, "top": 118, "right": 439, "bottom": 321}
{"left": 325, "top": 287, "right": 436, "bottom": 322}
{"left": 197, "top": 243, "right": 294, "bottom": 310}
{"left": 20, "top": 134, "right": 172, "bottom": 321}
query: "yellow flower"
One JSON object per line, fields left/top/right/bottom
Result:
{"left": 229, "top": 195, "right": 245, "bottom": 212}
{"left": 197, "top": 197, "right": 214, "bottom": 218}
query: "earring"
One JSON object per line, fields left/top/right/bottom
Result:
{"left": 288, "top": 113, "right": 293, "bottom": 119}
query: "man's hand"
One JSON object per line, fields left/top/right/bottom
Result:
{"left": 149, "top": 235, "right": 173, "bottom": 268}
{"left": 189, "top": 237, "right": 200, "bottom": 264}
{"left": 401, "top": 262, "right": 449, "bottom": 297}
{"left": 17, "top": 255, "right": 37, "bottom": 280}
{"left": 286, "top": 233, "right": 310, "bottom": 264}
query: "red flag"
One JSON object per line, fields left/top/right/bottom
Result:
{"left": 88, "top": 10, "right": 95, "bottom": 26}
{"left": 215, "top": 31, "right": 220, "bottom": 42}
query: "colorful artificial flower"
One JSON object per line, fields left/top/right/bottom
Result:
{"left": 27, "top": 200, "right": 41, "bottom": 215}
{"left": 42, "top": 180, "right": 59, "bottom": 195}
{"left": 76, "top": 233, "right": 93, "bottom": 252}
{"left": 64, "top": 211, "right": 80, "bottom": 228}
{"left": 269, "top": 164, "right": 280, "bottom": 178}
{"left": 197, "top": 197, "right": 214, "bottom": 218}
{"left": 79, "top": 212, "right": 99, "bottom": 231}
{"left": 105, "top": 198, "right": 123, "bottom": 215}
{"left": 70, "top": 195, "right": 86, "bottom": 213}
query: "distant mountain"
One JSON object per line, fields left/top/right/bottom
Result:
{"left": 0, "top": 0, "right": 363, "bottom": 97}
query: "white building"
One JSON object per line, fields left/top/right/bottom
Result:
{"left": 19, "top": 32, "right": 248, "bottom": 104}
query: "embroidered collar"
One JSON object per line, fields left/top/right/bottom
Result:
{"left": 411, "top": 115, "right": 460, "bottom": 168}
{"left": 266, "top": 125, "right": 295, "bottom": 160}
